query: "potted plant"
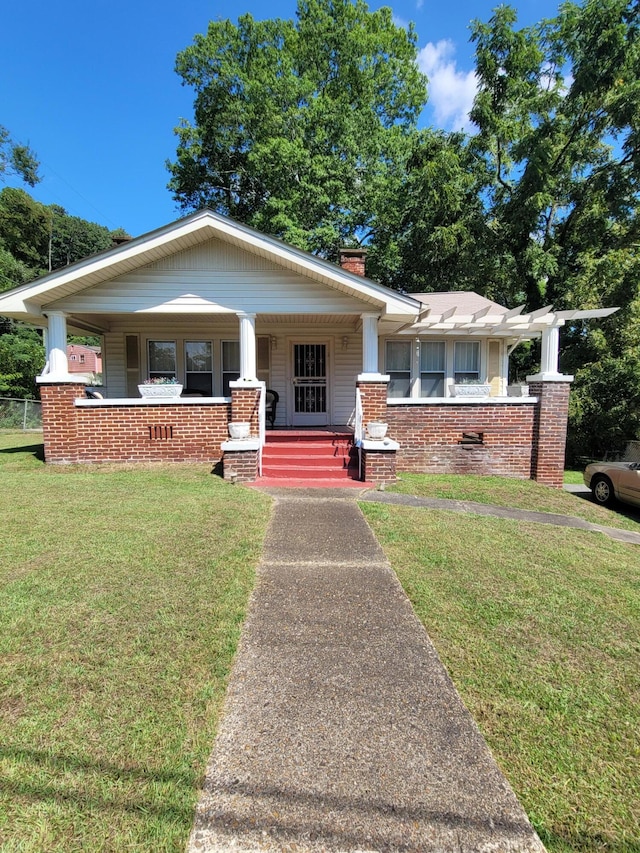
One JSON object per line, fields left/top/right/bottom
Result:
{"left": 138, "top": 377, "right": 183, "bottom": 398}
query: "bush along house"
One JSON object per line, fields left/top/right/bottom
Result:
{"left": 0, "top": 210, "right": 616, "bottom": 487}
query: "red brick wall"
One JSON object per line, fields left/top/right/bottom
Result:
{"left": 528, "top": 381, "right": 571, "bottom": 488}
{"left": 230, "top": 386, "right": 261, "bottom": 436}
{"left": 387, "top": 402, "right": 536, "bottom": 479}
{"left": 40, "top": 383, "right": 231, "bottom": 464}
{"left": 357, "top": 381, "right": 388, "bottom": 425}
{"left": 40, "top": 383, "right": 83, "bottom": 463}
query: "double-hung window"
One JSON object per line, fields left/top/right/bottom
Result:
{"left": 386, "top": 341, "right": 411, "bottom": 398}
{"left": 148, "top": 341, "right": 177, "bottom": 380}
{"left": 454, "top": 341, "right": 480, "bottom": 384}
{"left": 222, "top": 341, "right": 240, "bottom": 396}
{"left": 420, "top": 341, "right": 445, "bottom": 397}
{"left": 185, "top": 341, "right": 213, "bottom": 395}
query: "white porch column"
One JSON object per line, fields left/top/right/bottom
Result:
{"left": 238, "top": 312, "right": 257, "bottom": 381}
{"left": 527, "top": 323, "right": 574, "bottom": 383}
{"left": 37, "top": 310, "right": 73, "bottom": 382}
{"left": 361, "top": 312, "right": 380, "bottom": 374}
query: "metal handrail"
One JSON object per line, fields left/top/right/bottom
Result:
{"left": 258, "top": 382, "right": 266, "bottom": 477}
{"left": 355, "top": 386, "right": 363, "bottom": 480}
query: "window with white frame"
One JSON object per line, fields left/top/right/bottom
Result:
{"left": 222, "top": 340, "right": 240, "bottom": 396}
{"left": 148, "top": 341, "right": 177, "bottom": 380}
{"left": 454, "top": 341, "right": 480, "bottom": 384}
{"left": 386, "top": 340, "right": 411, "bottom": 397}
{"left": 420, "top": 341, "right": 445, "bottom": 397}
{"left": 185, "top": 341, "right": 213, "bottom": 395}
{"left": 385, "top": 338, "right": 486, "bottom": 397}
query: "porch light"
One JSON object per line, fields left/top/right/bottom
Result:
{"left": 270, "top": 336, "right": 277, "bottom": 350}
{"left": 342, "top": 336, "right": 349, "bottom": 350}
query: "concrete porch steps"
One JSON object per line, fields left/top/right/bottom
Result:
{"left": 262, "top": 429, "right": 359, "bottom": 482}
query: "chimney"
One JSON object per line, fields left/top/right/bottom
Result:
{"left": 339, "top": 248, "right": 367, "bottom": 277}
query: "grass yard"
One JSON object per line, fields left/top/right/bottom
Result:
{"left": 362, "top": 485, "right": 640, "bottom": 853}
{"left": 0, "top": 433, "right": 271, "bottom": 852}
{"left": 390, "top": 471, "right": 640, "bottom": 532}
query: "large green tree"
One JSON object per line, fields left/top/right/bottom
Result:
{"left": 0, "top": 125, "right": 40, "bottom": 187}
{"left": 168, "top": 0, "right": 427, "bottom": 256}
{"left": 465, "top": 0, "right": 640, "bottom": 459}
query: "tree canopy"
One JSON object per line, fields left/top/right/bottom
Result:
{"left": 0, "top": 125, "right": 40, "bottom": 188}
{"left": 168, "top": 0, "right": 427, "bottom": 256}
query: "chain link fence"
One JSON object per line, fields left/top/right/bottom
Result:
{"left": 604, "top": 441, "right": 640, "bottom": 463}
{"left": 0, "top": 397, "right": 42, "bottom": 430}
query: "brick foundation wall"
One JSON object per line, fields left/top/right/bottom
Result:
{"left": 387, "top": 403, "right": 536, "bottom": 479}
{"left": 40, "top": 384, "right": 231, "bottom": 464}
{"left": 528, "top": 381, "right": 571, "bottom": 488}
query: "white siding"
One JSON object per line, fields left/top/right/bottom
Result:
{"left": 103, "top": 332, "right": 126, "bottom": 398}
{"left": 48, "top": 239, "right": 371, "bottom": 315}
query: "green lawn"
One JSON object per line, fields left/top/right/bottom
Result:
{"left": 362, "top": 480, "right": 640, "bottom": 853}
{"left": 3, "top": 436, "right": 639, "bottom": 852}
{"left": 0, "top": 434, "right": 271, "bottom": 852}
{"left": 390, "top": 471, "right": 640, "bottom": 532}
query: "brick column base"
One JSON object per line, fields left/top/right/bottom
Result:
{"left": 223, "top": 449, "right": 259, "bottom": 482}
{"left": 39, "top": 382, "right": 84, "bottom": 463}
{"left": 528, "top": 380, "right": 571, "bottom": 488}
{"left": 361, "top": 448, "right": 397, "bottom": 485}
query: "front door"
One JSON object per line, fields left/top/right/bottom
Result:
{"left": 291, "top": 343, "right": 329, "bottom": 426}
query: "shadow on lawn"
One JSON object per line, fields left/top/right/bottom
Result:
{"left": 0, "top": 745, "right": 194, "bottom": 820}
{"left": 0, "top": 442, "right": 44, "bottom": 461}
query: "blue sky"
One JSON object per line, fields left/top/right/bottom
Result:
{"left": 2, "top": 0, "right": 560, "bottom": 237}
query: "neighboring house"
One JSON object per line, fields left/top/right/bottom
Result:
{"left": 67, "top": 344, "right": 102, "bottom": 378}
{"left": 0, "top": 210, "right": 615, "bottom": 487}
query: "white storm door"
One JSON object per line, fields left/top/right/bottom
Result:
{"left": 291, "top": 343, "right": 329, "bottom": 426}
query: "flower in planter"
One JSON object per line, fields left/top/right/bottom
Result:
{"left": 142, "top": 377, "right": 180, "bottom": 385}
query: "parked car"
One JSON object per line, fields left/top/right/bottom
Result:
{"left": 584, "top": 461, "right": 640, "bottom": 508}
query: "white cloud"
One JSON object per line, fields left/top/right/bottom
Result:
{"left": 393, "top": 13, "right": 410, "bottom": 29}
{"left": 416, "top": 0, "right": 424, "bottom": 9}
{"left": 417, "top": 39, "right": 478, "bottom": 132}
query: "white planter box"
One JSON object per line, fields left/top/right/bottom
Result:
{"left": 138, "top": 384, "right": 183, "bottom": 398}
{"left": 453, "top": 384, "right": 491, "bottom": 397}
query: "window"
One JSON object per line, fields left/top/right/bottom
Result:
{"left": 185, "top": 341, "right": 213, "bottom": 395}
{"left": 257, "top": 336, "right": 270, "bottom": 386}
{"left": 420, "top": 341, "right": 445, "bottom": 397}
{"left": 79, "top": 354, "right": 85, "bottom": 364}
{"left": 386, "top": 341, "right": 411, "bottom": 398}
{"left": 454, "top": 341, "right": 480, "bottom": 384}
{"left": 222, "top": 340, "right": 240, "bottom": 396}
{"left": 148, "top": 341, "right": 177, "bottom": 379}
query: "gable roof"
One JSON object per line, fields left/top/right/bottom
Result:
{"left": 0, "top": 209, "right": 420, "bottom": 324}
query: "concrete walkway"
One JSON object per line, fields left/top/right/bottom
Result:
{"left": 189, "top": 489, "right": 546, "bottom": 852}
{"left": 359, "top": 491, "right": 640, "bottom": 546}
